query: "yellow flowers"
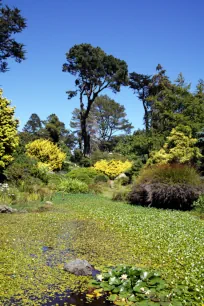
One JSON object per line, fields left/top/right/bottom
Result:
{"left": 94, "top": 159, "right": 132, "bottom": 179}
{"left": 26, "top": 139, "right": 66, "bottom": 171}
{"left": 0, "top": 89, "right": 19, "bottom": 169}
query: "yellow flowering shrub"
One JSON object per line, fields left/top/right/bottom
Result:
{"left": 0, "top": 89, "right": 19, "bottom": 169}
{"left": 26, "top": 139, "right": 66, "bottom": 171}
{"left": 94, "top": 159, "right": 132, "bottom": 179}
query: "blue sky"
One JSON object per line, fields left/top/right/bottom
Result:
{"left": 1, "top": 0, "right": 204, "bottom": 131}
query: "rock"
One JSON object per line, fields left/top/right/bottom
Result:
{"left": 115, "top": 173, "right": 127, "bottom": 180}
{"left": 0, "top": 205, "right": 17, "bottom": 213}
{"left": 45, "top": 201, "right": 53, "bottom": 205}
{"left": 64, "top": 259, "right": 93, "bottom": 276}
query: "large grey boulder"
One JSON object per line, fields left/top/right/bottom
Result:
{"left": 0, "top": 205, "right": 17, "bottom": 213}
{"left": 64, "top": 259, "right": 93, "bottom": 276}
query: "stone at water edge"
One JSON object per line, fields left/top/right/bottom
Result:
{"left": 0, "top": 205, "right": 17, "bottom": 213}
{"left": 64, "top": 259, "right": 93, "bottom": 276}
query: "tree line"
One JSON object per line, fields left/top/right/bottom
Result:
{"left": 0, "top": 1, "right": 204, "bottom": 168}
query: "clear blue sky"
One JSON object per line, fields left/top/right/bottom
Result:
{"left": 1, "top": 0, "right": 204, "bottom": 131}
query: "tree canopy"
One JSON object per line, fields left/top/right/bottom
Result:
{"left": 0, "top": 89, "right": 19, "bottom": 170}
{"left": 63, "top": 43, "right": 128, "bottom": 155}
{"left": 0, "top": 0, "right": 26, "bottom": 72}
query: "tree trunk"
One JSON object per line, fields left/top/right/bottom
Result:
{"left": 80, "top": 116, "right": 90, "bottom": 156}
{"left": 143, "top": 100, "right": 149, "bottom": 132}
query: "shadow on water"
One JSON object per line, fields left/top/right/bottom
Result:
{"left": 43, "top": 291, "right": 112, "bottom": 306}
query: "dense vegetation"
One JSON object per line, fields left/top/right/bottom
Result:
{"left": 0, "top": 1, "right": 203, "bottom": 305}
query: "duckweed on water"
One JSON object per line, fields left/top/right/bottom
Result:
{"left": 0, "top": 194, "right": 203, "bottom": 305}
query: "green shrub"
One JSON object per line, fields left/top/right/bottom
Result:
{"left": 94, "top": 173, "right": 108, "bottom": 183}
{"left": 112, "top": 189, "right": 129, "bottom": 202}
{"left": 66, "top": 167, "right": 98, "bottom": 184}
{"left": 79, "top": 157, "right": 92, "bottom": 167}
{"left": 58, "top": 178, "right": 89, "bottom": 194}
{"left": 90, "top": 150, "right": 128, "bottom": 164}
{"left": 125, "top": 158, "right": 143, "bottom": 180}
{"left": 88, "top": 183, "right": 103, "bottom": 194}
{"left": 193, "top": 195, "right": 204, "bottom": 213}
{"left": 128, "top": 164, "right": 203, "bottom": 210}
{"left": 4, "top": 154, "right": 48, "bottom": 185}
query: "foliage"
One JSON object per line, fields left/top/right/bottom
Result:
{"left": 0, "top": 89, "right": 19, "bottom": 170}
{"left": 26, "top": 139, "right": 66, "bottom": 171}
{"left": 71, "top": 95, "right": 133, "bottom": 150}
{"left": 67, "top": 167, "right": 99, "bottom": 184}
{"left": 58, "top": 178, "right": 89, "bottom": 193}
{"left": 94, "top": 159, "right": 132, "bottom": 179}
{"left": 89, "top": 265, "right": 182, "bottom": 305}
{"left": 0, "top": 0, "right": 26, "bottom": 72}
{"left": 147, "top": 126, "right": 202, "bottom": 166}
{"left": 115, "top": 130, "right": 165, "bottom": 162}
{"left": 193, "top": 195, "right": 204, "bottom": 213}
{"left": 79, "top": 156, "right": 92, "bottom": 167}
{"left": 136, "top": 164, "right": 201, "bottom": 186}
{"left": 63, "top": 43, "right": 128, "bottom": 155}
{"left": 23, "top": 113, "right": 42, "bottom": 134}
{"left": 0, "top": 194, "right": 203, "bottom": 305}
{"left": 23, "top": 113, "right": 76, "bottom": 154}
{"left": 112, "top": 188, "right": 129, "bottom": 201}
{"left": 94, "top": 173, "right": 109, "bottom": 183}
{"left": 129, "top": 72, "right": 152, "bottom": 131}
{"left": 197, "top": 127, "right": 204, "bottom": 174}
{"left": 125, "top": 159, "right": 143, "bottom": 180}
{"left": 129, "top": 182, "right": 202, "bottom": 211}
{"left": 148, "top": 69, "right": 204, "bottom": 135}
{"left": 91, "top": 150, "right": 128, "bottom": 164}
{"left": 4, "top": 153, "right": 48, "bottom": 185}
{"left": 129, "top": 164, "right": 203, "bottom": 210}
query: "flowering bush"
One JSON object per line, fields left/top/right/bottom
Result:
{"left": 26, "top": 139, "right": 66, "bottom": 171}
{"left": 94, "top": 159, "right": 132, "bottom": 179}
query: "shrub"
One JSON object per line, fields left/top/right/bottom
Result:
{"left": 125, "top": 158, "right": 143, "bottom": 180}
{"left": 4, "top": 154, "right": 48, "bottom": 185}
{"left": 58, "top": 178, "right": 89, "bottom": 194}
{"left": 128, "top": 164, "right": 203, "bottom": 210}
{"left": 88, "top": 183, "right": 103, "bottom": 194}
{"left": 112, "top": 189, "right": 129, "bottom": 202}
{"left": 0, "top": 89, "right": 19, "bottom": 170}
{"left": 94, "top": 173, "right": 109, "bottom": 183}
{"left": 66, "top": 167, "right": 98, "bottom": 184}
{"left": 94, "top": 159, "right": 132, "bottom": 179}
{"left": 26, "top": 139, "right": 66, "bottom": 171}
{"left": 79, "top": 157, "right": 92, "bottom": 167}
{"left": 146, "top": 125, "right": 202, "bottom": 166}
{"left": 90, "top": 150, "right": 128, "bottom": 164}
{"left": 129, "top": 183, "right": 202, "bottom": 210}
{"left": 193, "top": 195, "right": 204, "bottom": 213}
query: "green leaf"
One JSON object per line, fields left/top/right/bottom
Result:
{"left": 108, "top": 294, "right": 118, "bottom": 302}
